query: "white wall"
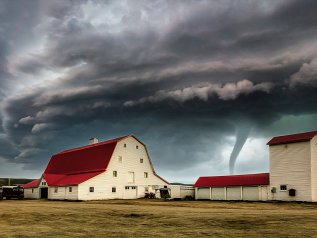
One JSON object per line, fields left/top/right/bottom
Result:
{"left": 78, "top": 136, "right": 168, "bottom": 200}
{"left": 48, "top": 187, "right": 66, "bottom": 200}
{"left": 311, "top": 136, "right": 317, "bottom": 202}
{"left": 24, "top": 188, "right": 40, "bottom": 199}
{"left": 270, "top": 141, "right": 312, "bottom": 201}
{"left": 195, "top": 185, "right": 269, "bottom": 201}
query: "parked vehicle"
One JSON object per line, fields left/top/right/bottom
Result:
{"left": 1, "top": 186, "right": 24, "bottom": 200}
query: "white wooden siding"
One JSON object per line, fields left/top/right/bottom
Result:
{"left": 226, "top": 187, "right": 241, "bottom": 200}
{"left": 270, "top": 141, "right": 312, "bottom": 201}
{"left": 311, "top": 136, "right": 317, "bottom": 201}
{"left": 78, "top": 136, "right": 168, "bottom": 200}
{"left": 24, "top": 188, "right": 40, "bottom": 199}
{"left": 48, "top": 187, "right": 67, "bottom": 200}
{"left": 260, "top": 186, "right": 269, "bottom": 201}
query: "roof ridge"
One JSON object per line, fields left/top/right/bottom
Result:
{"left": 267, "top": 131, "right": 317, "bottom": 145}
{"left": 58, "top": 135, "right": 129, "bottom": 155}
{"left": 271, "top": 130, "right": 317, "bottom": 138}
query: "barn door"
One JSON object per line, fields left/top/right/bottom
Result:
{"left": 40, "top": 188, "right": 48, "bottom": 199}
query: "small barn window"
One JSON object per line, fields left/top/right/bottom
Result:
{"left": 89, "top": 187, "right": 94, "bottom": 192}
{"left": 140, "top": 158, "right": 143, "bottom": 163}
{"left": 69, "top": 187, "right": 72, "bottom": 193}
{"left": 113, "top": 171, "right": 117, "bottom": 177}
{"left": 144, "top": 172, "right": 148, "bottom": 178}
{"left": 112, "top": 187, "right": 116, "bottom": 193}
{"left": 124, "top": 143, "right": 127, "bottom": 148}
{"left": 32, "top": 188, "right": 34, "bottom": 193}
{"left": 54, "top": 187, "right": 58, "bottom": 193}
{"left": 42, "top": 182, "right": 46, "bottom": 186}
{"left": 145, "top": 187, "right": 149, "bottom": 192}
{"left": 118, "top": 156, "right": 122, "bottom": 163}
{"left": 125, "top": 186, "right": 129, "bottom": 190}
{"left": 280, "top": 185, "right": 287, "bottom": 191}
{"left": 136, "top": 145, "right": 139, "bottom": 149}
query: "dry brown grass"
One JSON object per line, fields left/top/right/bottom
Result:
{"left": 1, "top": 199, "right": 317, "bottom": 237}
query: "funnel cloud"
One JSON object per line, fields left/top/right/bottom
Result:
{"left": 229, "top": 125, "right": 253, "bottom": 174}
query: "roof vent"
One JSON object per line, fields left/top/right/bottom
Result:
{"left": 89, "top": 137, "right": 99, "bottom": 145}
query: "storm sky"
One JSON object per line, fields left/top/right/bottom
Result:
{"left": 1, "top": 0, "right": 317, "bottom": 183}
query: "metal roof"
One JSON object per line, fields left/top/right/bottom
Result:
{"left": 194, "top": 173, "right": 270, "bottom": 187}
{"left": 267, "top": 131, "right": 317, "bottom": 146}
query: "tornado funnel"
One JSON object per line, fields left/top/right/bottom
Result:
{"left": 229, "top": 125, "right": 252, "bottom": 174}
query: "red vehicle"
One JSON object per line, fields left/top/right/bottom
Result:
{"left": 0, "top": 186, "right": 24, "bottom": 200}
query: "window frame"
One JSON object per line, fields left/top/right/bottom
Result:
{"left": 89, "top": 187, "right": 94, "bottom": 193}
{"left": 140, "top": 158, "right": 143, "bottom": 163}
{"left": 54, "top": 187, "right": 58, "bottom": 193}
{"left": 144, "top": 172, "right": 148, "bottom": 178}
{"left": 112, "top": 187, "right": 116, "bottom": 193}
{"left": 69, "top": 187, "right": 72, "bottom": 193}
{"left": 280, "top": 184, "right": 287, "bottom": 191}
{"left": 113, "top": 171, "right": 118, "bottom": 177}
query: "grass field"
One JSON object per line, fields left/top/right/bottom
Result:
{"left": 1, "top": 199, "right": 317, "bottom": 237}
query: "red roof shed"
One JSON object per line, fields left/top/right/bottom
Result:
{"left": 194, "top": 173, "right": 270, "bottom": 187}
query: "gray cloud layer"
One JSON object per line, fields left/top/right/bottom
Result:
{"left": 1, "top": 0, "right": 317, "bottom": 181}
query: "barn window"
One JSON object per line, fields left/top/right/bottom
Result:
{"left": 140, "top": 158, "right": 143, "bottom": 163}
{"left": 125, "top": 186, "right": 129, "bottom": 190}
{"left": 145, "top": 187, "right": 149, "bottom": 192}
{"left": 54, "top": 187, "right": 58, "bottom": 193}
{"left": 112, "top": 187, "right": 116, "bottom": 193}
{"left": 136, "top": 145, "right": 139, "bottom": 149}
{"left": 42, "top": 182, "right": 46, "bottom": 186}
{"left": 118, "top": 156, "right": 122, "bottom": 163}
{"left": 32, "top": 188, "right": 34, "bottom": 193}
{"left": 124, "top": 143, "right": 127, "bottom": 148}
{"left": 89, "top": 187, "right": 94, "bottom": 192}
{"left": 69, "top": 187, "right": 72, "bottom": 193}
{"left": 113, "top": 171, "right": 117, "bottom": 177}
{"left": 144, "top": 172, "right": 148, "bottom": 178}
{"left": 280, "top": 185, "right": 287, "bottom": 191}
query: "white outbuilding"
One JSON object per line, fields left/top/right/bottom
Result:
{"left": 23, "top": 135, "right": 169, "bottom": 200}
{"left": 268, "top": 131, "right": 317, "bottom": 202}
{"left": 195, "top": 173, "right": 270, "bottom": 201}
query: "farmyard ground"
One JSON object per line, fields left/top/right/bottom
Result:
{"left": 1, "top": 199, "right": 317, "bottom": 237}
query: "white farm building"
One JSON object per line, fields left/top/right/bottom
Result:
{"left": 195, "top": 173, "right": 270, "bottom": 201}
{"left": 23, "top": 135, "right": 169, "bottom": 200}
{"left": 268, "top": 130, "right": 317, "bottom": 202}
{"left": 195, "top": 131, "right": 317, "bottom": 202}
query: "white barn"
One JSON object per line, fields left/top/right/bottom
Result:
{"left": 194, "top": 173, "right": 270, "bottom": 201}
{"left": 268, "top": 131, "right": 317, "bottom": 202}
{"left": 23, "top": 135, "right": 169, "bottom": 200}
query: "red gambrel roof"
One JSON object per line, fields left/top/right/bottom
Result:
{"left": 194, "top": 173, "right": 269, "bottom": 187}
{"left": 267, "top": 131, "right": 317, "bottom": 146}
{"left": 25, "top": 135, "right": 128, "bottom": 188}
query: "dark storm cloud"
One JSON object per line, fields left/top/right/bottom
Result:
{"left": 1, "top": 0, "right": 317, "bottom": 180}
